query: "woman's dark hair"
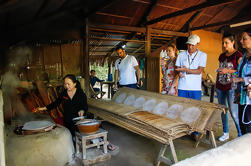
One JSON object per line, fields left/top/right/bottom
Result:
{"left": 223, "top": 33, "right": 235, "bottom": 42}
{"left": 243, "top": 27, "right": 251, "bottom": 36}
{"left": 63, "top": 74, "right": 81, "bottom": 89}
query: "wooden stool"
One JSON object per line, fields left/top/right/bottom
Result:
{"left": 75, "top": 128, "right": 111, "bottom": 165}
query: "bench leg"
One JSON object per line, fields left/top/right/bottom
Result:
{"left": 194, "top": 133, "right": 204, "bottom": 148}
{"left": 169, "top": 139, "right": 178, "bottom": 163}
{"left": 156, "top": 139, "right": 178, "bottom": 166}
{"left": 209, "top": 130, "right": 217, "bottom": 148}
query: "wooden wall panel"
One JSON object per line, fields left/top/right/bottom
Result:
{"left": 146, "top": 56, "right": 160, "bottom": 92}
{"left": 43, "top": 45, "right": 61, "bottom": 80}
{"left": 61, "top": 43, "right": 81, "bottom": 77}
{"left": 192, "top": 30, "right": 222, "bottom": 82}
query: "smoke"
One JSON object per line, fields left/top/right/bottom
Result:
{"left": 8, "top": 46, "right": 32, "bottom": 71}
{"left": 1, "top": 46, "right": 33, "bottom": 123}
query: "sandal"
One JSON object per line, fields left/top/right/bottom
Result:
{"left": 107, "top": 143, "right": 116, "bottom": 151}
{"left": 106, "top": 141, "right": 119, "bottom": 156}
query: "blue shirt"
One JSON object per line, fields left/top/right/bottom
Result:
{"left": 90, "top": 76, "right": 103, "bottom": 87}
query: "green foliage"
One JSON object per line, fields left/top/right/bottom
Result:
{"left": 90, "top": 62, "right": 115, "bottom": 81}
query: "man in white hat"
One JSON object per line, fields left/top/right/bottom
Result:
{"left": 175, "top": 34, "right": 207, "bottom": 100}
{"left": 175, "top": 34, "right": 207, "bottom": 141}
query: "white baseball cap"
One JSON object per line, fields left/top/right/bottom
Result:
{"left": 186, "top": 34, "right": 200, "bottom": 45}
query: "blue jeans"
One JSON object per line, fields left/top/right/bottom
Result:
{"left": 119, "top": 84, "right": 137, "bottom": 89}
{"left": 178, "top": 90, "right": 202, "bottom": 100}
{"left": 216, "top": 88, "right": 242, "bottom": 136}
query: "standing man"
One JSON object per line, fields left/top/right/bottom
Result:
{"left": 114, "top": 45, "right": 142, "bottom": 89}
{"left": 175, "top": 34, "right": 207, "bottom": 100}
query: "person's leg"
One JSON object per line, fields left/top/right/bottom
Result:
{"left": 216, "top": 88, "right": 229, "bottom": 141}
{"left": 188, "top": 90, "right": 201, "bottom": 100}
{"left": 238, "top": 104, "right": 246, "bottom": 135}
{"left": 93, "top": 88, "right": 100, "bottom": 92}
{"left": 244, "top": 105, "right": 251, "bottom": 133}
{"left": 178, "top": 89, "right": 189, "bottom": 98}
{"left": 227, "top": 89, "right": 242, "bottom": 136}
{"left": 184, "top": 90, "right": 201, "bottom": 139}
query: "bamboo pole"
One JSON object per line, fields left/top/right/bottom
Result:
{"left": 0, "top": 90, "right": 6, "bottom": 166}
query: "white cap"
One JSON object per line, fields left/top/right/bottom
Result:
{"left": 186, "top": 34, "right": 200, "bottom": 45}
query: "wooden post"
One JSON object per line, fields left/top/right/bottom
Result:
{"left": 83, "top": 18, "right": 90, "bottom": 97}
{"left": 145, "top": 26, "right": 151, "bottom": 90}
{"left": 42, "top": 47, "right": 45, "bottom": 71}
{"left": 59, "top": 44, "right": 63, "bottom": 78}
{"left": 0, "top": 90, "right": 6, "bottom": 166}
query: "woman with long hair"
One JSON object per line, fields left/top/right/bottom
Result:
{"left": 234, "top": 28, "right": 251, "bottom": 135}
{"left": 160, "top": 43, "right": 179, "bottom": 95}
{"left": 216, "top": 33, "right": 243, "bottom": 141}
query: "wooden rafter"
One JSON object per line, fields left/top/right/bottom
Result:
{"left": 89, "top": 23, "right": 188, "bottom": 37}
{"left": 191, "top": 16, "right": 251, "bottom": 31}
{"left": 32, "top": 0, "right": 50, "bottom": 21}
{"left": 146, "top": 0, "right": 240, "bottom": 25}
{"left": 102, "top": 0, "right": 158, "bottom": 58}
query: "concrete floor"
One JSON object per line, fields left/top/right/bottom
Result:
{"left": 69, "top": 85, "right": 239, "bottom": 165}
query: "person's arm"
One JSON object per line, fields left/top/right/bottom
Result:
{"left": 114, "top": 69, "right": 119, "bottom": 89}
{"left": 78, "top": 91, "right": 88, "bottom": 116}
{"left": 217, "top": 57, "right": 242, "bottom": 74}
{"left": 134, "top": 65, "right": 142, "bottom": 86}
{"left": 96, "top": 76, "right": 104, "bottom": 82}
{"left": 176, "top": 66, "right": 205, "bottom": 74}
{"left": 36, "top": 91, "right": 63, "bottom": 112}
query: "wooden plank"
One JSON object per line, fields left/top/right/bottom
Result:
{"left": 89, "top": 23, "right": 146, "bottom": 33}
{"left": 0, "top": 90, "right": 6, "bottom": 166}
{"left": 83, "top": 18, "right": 90, "bottom": 97}
{"left": 89, "top": 36, "right": 146, "bottom": 43}
{"left": 146, "top": 0, "right": 240, "bottom": 25}
{"left": 209, "top": 130, "right": 217, "bottom": 148}
{"left": 145, "top": 26, "right": 151, "bottom": 90}
{"left": 169, "top": 139, "right": 178, "bottom": 163}
{"left": 89, "top": 23, "right": 188, "bottom": 37}
{"left": 151, "top": 29, "right": 188, "bottom": 37}
{"left": 191, "top": 16, "right": 251, "bottom": 30}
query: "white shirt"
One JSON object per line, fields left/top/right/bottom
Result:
{"left": 115, "top": 55, "right": 138, "bottom": 85}
{"left": 175, "top": 50, "right": 207, "bottom": 91}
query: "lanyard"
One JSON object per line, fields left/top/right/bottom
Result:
{"left": 187, "top": 50, "right": 198, "bottom": 69}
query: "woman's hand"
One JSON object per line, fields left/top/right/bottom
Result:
{"left": 218, "top": 68, "right": 228, "bottom": 74}
{"left": 78, "top": 110, "right": 84, "bottom": 116}
{"left": 233, "top": 77, "right": 244, "bottom": 83}
{"left": 175, "top": 66, "right": 187, "bottom": 72}
{"left": 35, "top": 107, "right": 47, "bottom": 113}
{"left": 179, "top": 72, "right": 185, "bottom": 78}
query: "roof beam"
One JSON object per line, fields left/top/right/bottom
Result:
{"left": 146, "top": 0, "right": 240, "bottom": 25}
{"left": 89, "top": 23, "right": 188, "bottom": 36}
{"left": 191, "top": 17, "right": 251, "bottom": 31}
{"left": 32, "top": 0, "right": 50, "bottom": 21}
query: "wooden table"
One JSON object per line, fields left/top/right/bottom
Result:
{"left": 100, "top": 81, "right": 114, "bottom": 99}
{"left": 75, "top": 129, "right": 111, "bottom": 165}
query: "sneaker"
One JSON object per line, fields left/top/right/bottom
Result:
{"left": 218, "top": 133, "right": 229, "bottom": 142}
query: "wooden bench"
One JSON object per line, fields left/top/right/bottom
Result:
{"left": 88, "top": 87, "right": 226, "bottom": 165}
